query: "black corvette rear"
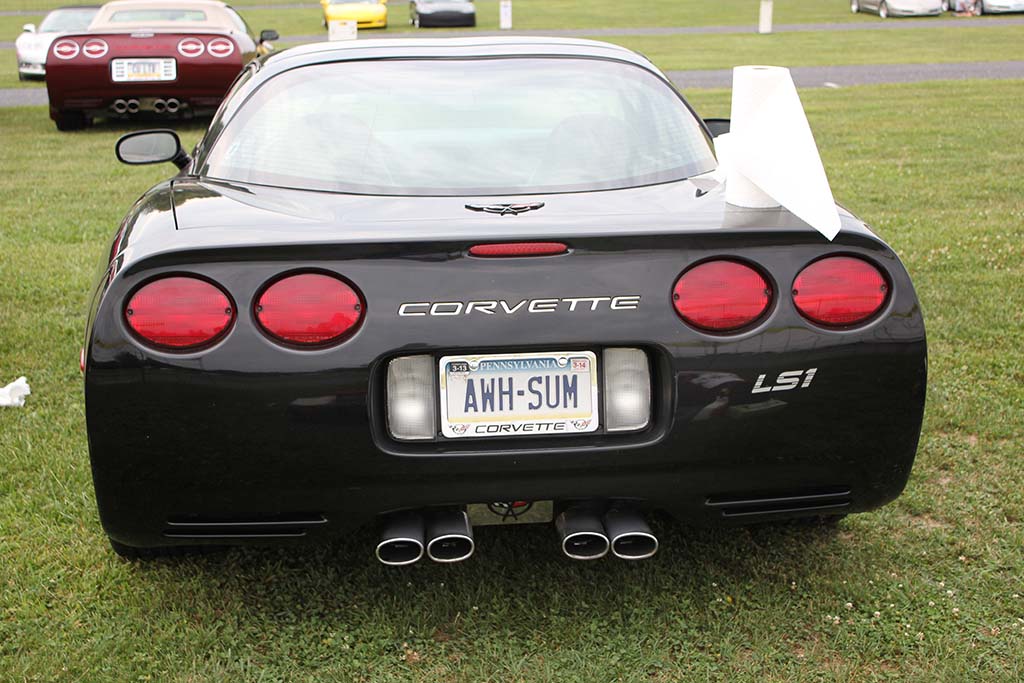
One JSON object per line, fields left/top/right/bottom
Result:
{"left": 83, "top": 38, "right": 926, "bottom": 559}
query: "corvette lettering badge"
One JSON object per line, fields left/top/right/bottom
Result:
{"left": 465, "top": 202, "right": 545, "bottom": 216}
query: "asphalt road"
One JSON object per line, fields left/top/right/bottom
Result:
{"left": 4, "top": 60, "right": 1022, "bottom": 109}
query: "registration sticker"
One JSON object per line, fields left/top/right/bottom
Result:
{"left": 439, "top": 351, "right": 599, "bottom": 439}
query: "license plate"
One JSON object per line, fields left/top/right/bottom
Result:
{"left": 111, "top": 58, "right": 176, "bottom": 82}
{"left": 439, "top": 351, "right": 599, "bottom": 439}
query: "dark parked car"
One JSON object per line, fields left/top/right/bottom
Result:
{"left": 86, "top": 38, "right": 926, "bottom": 564}
{"left": 410, "top": 0, "right": 475, "bottom": 27}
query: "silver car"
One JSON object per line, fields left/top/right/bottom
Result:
{"left": 14, "top": 5, "right": 99, "bottom": 81}
{"left": 950, "top": 0, "right": 1024, "bottom": 12}
{"left": 410, "top": 0, "right": 476, "bottom": 28}
{"left": 850, "top": 0, "right": 944, "bottom": 17}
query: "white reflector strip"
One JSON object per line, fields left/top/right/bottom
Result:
{"left": 603, "top": 348, "right": 651, "bottom": 432}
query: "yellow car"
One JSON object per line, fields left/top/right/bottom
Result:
{"left": 321, "top": 0, "right": 388, "bottom": 29}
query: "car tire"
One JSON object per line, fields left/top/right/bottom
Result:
{"left": 54, "top": 110, "right": 88, "bottom": 131}
{"left": 18, "top": 72, "right": 27, "bottom": 82}
{"left": 879, "top": 1, "right": 889, "bottom": 17}
{"left": 976, "top": 0, "right": 985, "bottom": 13}
{"left": 940, "top": 0, "right": 949, "bottom": 10}
{"left": 414, "top": 15, "right": 420, "bottom": 27}
{"left": 850, "top": 0, "right": 859, "bottom": 12}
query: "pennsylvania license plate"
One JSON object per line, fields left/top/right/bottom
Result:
{"left": 439, "top": 351, "right": 599, "bottom": 439}
{"left": 111, "top": 58, "right": 176, "bottom": 82}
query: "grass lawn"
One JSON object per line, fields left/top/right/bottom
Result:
{"left": 1, "top": 77, "right": 1022, "bottom": 681}
{"left": 603, "top": 25, "right": 1024, "bottom": 70}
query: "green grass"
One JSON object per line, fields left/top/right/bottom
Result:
{"left": 1, "top": 77, "right": 1023, "bottom": 681}
{"left": 603, "top": 25, "right": 1024, "bottom": 70}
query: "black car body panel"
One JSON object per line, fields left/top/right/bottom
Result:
{"left": 84, "top": 38, "right": 926, "bottom": 551}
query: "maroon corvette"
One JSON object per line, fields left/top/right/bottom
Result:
{"left": 45, "top": 0, "right": 276, "bottom": 130}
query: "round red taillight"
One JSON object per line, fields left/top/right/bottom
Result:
{"left": 53, "top": 39, "right": 79, "bottom": 60}
{"left": 672, "top": 260, "right": 772, "bottom": 332}
{"left": 82, "top": 39, "right": 108, "bottom": 59}
{"left": 206, "top": 37, "right": 235, "bottom": 58}
{"left": 255, "top": 273, "right": 363, "bottom": 346}
{"left": 125, "top": 276, "right": 234, "bottom": 349}
{"left": 177, "top": 37, "right": 205, "bottom": 58}
{"left": 793, "top": 256, "right": 888, "bottom": 327}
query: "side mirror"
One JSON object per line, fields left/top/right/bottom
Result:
{"left": 115, "top": 130, "right": 190, "bottom": 169}
{"left": 22, "top": 23, "right": 36, "bottom": 33}
{"left": 703, "top": 118, "right": 731, "bottom": 138}
{"left": 260, "top": 29, "right": 279, "bottom": 42}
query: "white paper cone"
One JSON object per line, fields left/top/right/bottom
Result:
{"left": 725, "top": 65, "right": 842, "bottom": 240}
{"left": 717, "top": 133, "right": 777, "bottom": 208}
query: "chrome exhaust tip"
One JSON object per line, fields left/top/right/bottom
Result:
{"left": 425, "top": 510, "right": 474, "bottom": 563}
{"left": 165, "top": 98, "right": 180, "bottom": 114}
{"left": 126, "top": 99, "right": 140, "bottom": 114}
{"left": 111, "top": 99, "right": 128, "bottom": 114}
{"left": 375, "top": 511, "right": 425, "bottom": 566}
{"left": 556, "top": 506, "right": 609, "bottom": 560}
{"left": 603, "top": 508, "right": 658, "bottom": 560}
{"left": 152, "top": 99, "right": 166, "bottom": 113}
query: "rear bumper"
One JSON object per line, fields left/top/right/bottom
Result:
{"left": 45, "top": 58, "right": 239, "bottom": 116}
{"left": 419, "top": 11, "right": 476, "bottom": 26}
{"left": 85, "top": 232, "right": 927, "bottom": 549}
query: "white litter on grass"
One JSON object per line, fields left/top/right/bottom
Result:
{"left": 0, "top": 377, "right": 31, "bottom": 407}
{"left": 823, "top": 81, "right": 841, "bottom": 89}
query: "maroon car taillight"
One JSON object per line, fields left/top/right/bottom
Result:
{"left": 52, "top": 39, "right": 79, "bottom": 60}
{"left": 255, "top": 273, "right": 364, "bottom": 346}
{"left": 82, "top": 39, "right": 108, "bottom": 58}
{"left": 672, "top": 259, "right": 772, "bottom": 332}
{"left": 792, "top": 256, "right": 888, "bottom": 327}
{"left": 177, "top": 37, "right": 205, "bottom": 58}
{"left": 125, "top": 276, "right": 234, "bottom": 350}
{"left": 206, "top": 37, "right": 236, "bottom": 58}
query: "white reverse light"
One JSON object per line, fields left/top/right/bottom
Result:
{"left": 603, "top": 348, "right": 651, "bottom": 432}
{"left": 387, "top": 355, "right": 436, "bottom": 440}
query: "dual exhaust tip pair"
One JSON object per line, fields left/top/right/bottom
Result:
{"left": 556, "top": 506, "right": 659, "bottom": 561}
{"left": 110, "top": 98, "right": 182, "bottom": 115}
{"left": 375, "top": 505, "right": 658, "bottom": 566}
{"left": 376, "top": 509, "right": 475, "bottom": 566}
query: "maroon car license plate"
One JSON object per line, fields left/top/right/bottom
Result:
{"left": 111, "top": 58, "right": 176, "bottom": 82}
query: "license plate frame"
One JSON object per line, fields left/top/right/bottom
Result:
{"left": 439, "top": 350, "right": 599, "bottom": 439}
{"left": 110, "top": 58, "right": 177, "bottom": 82}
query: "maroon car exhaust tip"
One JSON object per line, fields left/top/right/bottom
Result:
{"left": 153, "top": 99, "right": 167, "bottom": 114}
{"left": 375, "top": 511, "right": 425, "bottom": 566}
{"left": 603, "top": 508, "right": 658, "bottom": 560}
{"left": 555, "top": 506, "right": 610, "bottom": 560}
{"left": 165, "top": 98, "right": 181, "bottom": 114}
{"left": 126, "top": 99, "right": 140, "bottom": 114}
{"left": 425, "top": 510, "right": 474, "bottom": 563}
{"left": 111, "top": 99, "right": 128, "bottom": 114}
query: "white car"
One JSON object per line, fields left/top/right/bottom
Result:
{"left": 15, "top": 5, "right": 100, "bottom": 81}
{"left": 850, "top": 0, "right": 943, "bottom": 17}
{"left": 950, "top": 0, "right": 1024, "bottom": 12}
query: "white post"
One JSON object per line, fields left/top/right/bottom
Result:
{"left": 758, "top": 0, "right": 773, "bottom": 34}
{"left": 499, "top": 0, "right": 512, "bottom": 30}
{"left": 328, "top": 19, "right": 357, "bottom": 41}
